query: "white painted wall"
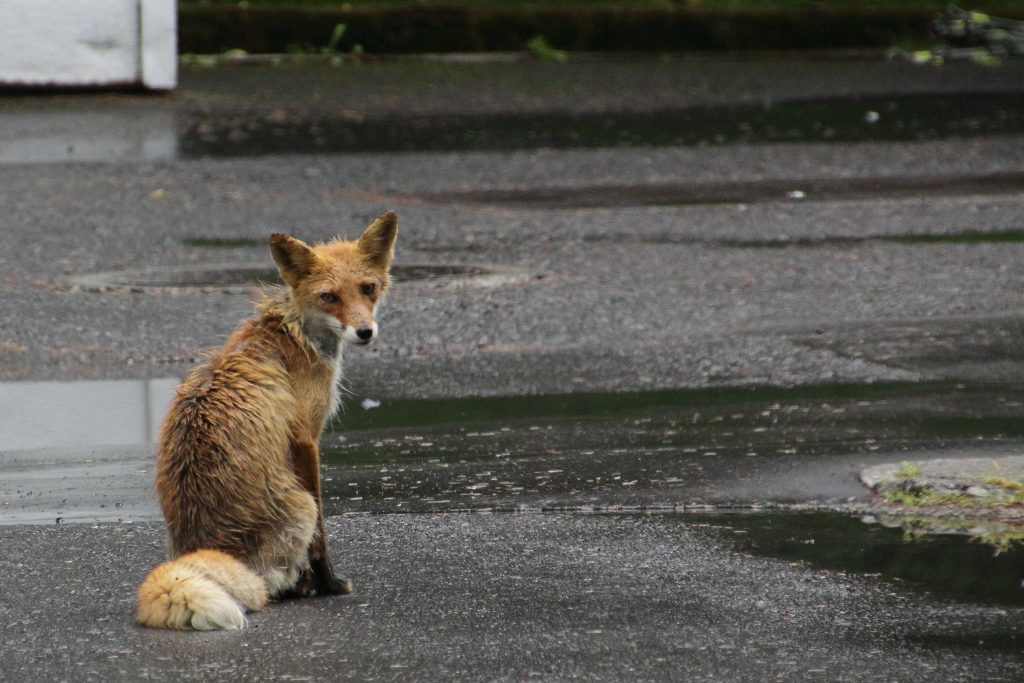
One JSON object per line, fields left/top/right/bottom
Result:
{"left": 0, "top": 0, "right": 176, "bottom": 89}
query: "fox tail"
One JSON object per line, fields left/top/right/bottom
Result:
{"left": 137, "top": 549, "right": 269, "bottom": 630}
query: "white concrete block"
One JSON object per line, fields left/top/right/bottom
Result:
{"left": 0, "top": 0, "right": 177, "bottom": 89}
{"left": 141, "top": 0, "right": 178, "bottom": 89}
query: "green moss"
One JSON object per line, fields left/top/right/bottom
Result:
{"left": 882, "top": 473, "right": 1024, "bottom": 509}
{"left": 527, "top": 35, "right": 568, "bottom": 62}
{"left": 883, "top": 488, "right": 979, "bottom": 507}
{"left": 980, "top": 476, "right": 1024, "bottom": 493}
{"left": 895, "top": 461, "right": 922, "bottom": 479}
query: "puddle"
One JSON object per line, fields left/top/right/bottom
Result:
{"left": 693, "top": 511, "right": 1024, "bottom": 607}
{"left": 0, "top": 378, "right": 177, "bottom": 524}
{"left": 7, "top": 92, "right": 1023, "bottom": 165}
{"left": 69, "top": 263, "right": 497, "bottom": 292}
{"left": 180, "top": 92, "right": 1024, "bottom": 157}
{"left": 420, "top": 173, "right": 1024, "bottom": 210}
{"left": 319, "top": 381, "right": 1024, "bottom": 513}
{"left": 5, "top": 376, "right": 1024, "bottom": 602}
{"left": 419, "top": 174, "right": 1024, "bottom": 208}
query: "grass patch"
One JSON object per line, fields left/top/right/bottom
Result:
{"left": 883, "top": 488, "right": 979, "bottom": 507}
{"left": 882, "top": 475, "right": 1024, "bottom": 509}
{"left": 526, "top": 35, "right": 568, "bottom": 62}
{"left": 980, "top": 476, "right": 1024, "bottom": 494}
{"left": 895, "top": 461, "right": 922, "bottom": 479}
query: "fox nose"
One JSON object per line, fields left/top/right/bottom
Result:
{"left": 355, "top": 326, "right": 374, "bottom": 341}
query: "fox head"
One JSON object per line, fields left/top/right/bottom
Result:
{"left": 269, "top": 211, "right": 397, "bottom": 356}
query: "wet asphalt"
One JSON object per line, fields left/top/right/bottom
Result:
{"left": 6, "top": 514, "right": 1024, "bottom": 683}
{"left": 3, "top": 55, "right": 1024, "bottom": 680}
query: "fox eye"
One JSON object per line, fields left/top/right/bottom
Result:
{"left": 361, "top": 283, "right": 376, "bottom": 296}
{"left": 320, "top": 292, "right": 339, "bottom": 304}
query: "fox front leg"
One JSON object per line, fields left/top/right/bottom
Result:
{"left": 308, "top": 539, "right": 353, "bottom": 595}
{"left": 290, "top": 439, "right": 354, "bottom": 595}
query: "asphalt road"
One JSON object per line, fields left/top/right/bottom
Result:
{"left": 4, "top": 515, "right": 1024, "bottom": 683}
{"left": 2, "top": 55, "right": 1024, "bottom": 681}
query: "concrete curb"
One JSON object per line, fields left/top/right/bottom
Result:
{"left": 861, "top": 455, "right": 1024, "bottom": 526}
{"left": 861, "top": 455, "right": 1024, "bottom": 491}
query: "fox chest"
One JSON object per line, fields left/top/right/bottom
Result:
{"left": 290, "top": 354, "right": 343, "bottom": 438}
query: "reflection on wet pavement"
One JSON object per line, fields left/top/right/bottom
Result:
{"left": 321, "top": 381, "right": 1024, "bottom": 513}
{"left": 180, "top": 92, "right": 1024, "bottom": 157}
{"left": 0, "top": 378, "right": 178, "bottom": 451}
{"left": 4, "top": 377, "right": 1024, "bottom": 606}
{"left": 0, "top": 378, "right": 178, "bottom": 524}
{"left": 697, "top": 511, "right": 1024, "bottom": 607}
{"left": 418, "top": 174, "right": 1024, "bottom": 209}
{"left": 5, "top": 91, "right": 1024, "bottom": 164}
{"left": 0, "top": 110, "right": 176, "bottom": 164}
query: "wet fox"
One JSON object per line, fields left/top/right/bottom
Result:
{"left": 136, "top": 211, "right": 398, "bottom": 630}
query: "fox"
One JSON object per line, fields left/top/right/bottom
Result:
{"left": 136, "top": 211, "right": 398, "bottom": 630}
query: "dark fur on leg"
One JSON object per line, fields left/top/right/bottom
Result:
{"left": 310, "top": 552, "right": 353, "bottom": 595}
{"left": 277, "top": 568, "right": 317, "bottom": 600}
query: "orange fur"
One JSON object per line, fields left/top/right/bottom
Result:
{"left": 137, "top": 211, "right": 398, "bottom": 630}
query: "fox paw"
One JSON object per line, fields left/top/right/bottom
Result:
{"left": 318, "top": 574, "right": 354, "bottom": 596}
{"left": 278, "top": 570, "right": 317, "bottom": 600}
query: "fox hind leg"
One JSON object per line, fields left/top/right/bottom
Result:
{"left": 254, "top": 488, "right": 320, "bottom": 598}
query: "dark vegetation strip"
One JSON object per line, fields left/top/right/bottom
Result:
{"left": 177, "top": 4, "right": 1024, "bottom": 54}
{"left": 177, "top": 1, "right": 989, "bottom": 6}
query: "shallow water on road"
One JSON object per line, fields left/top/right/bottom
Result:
{"left": 692, "top": 511, "right": 1024, "bottom": 607}
{"left": 181, "top": 92, "right": 1024, "bottom": 157}
{"left": 317, "top": 381, "right": 1024, "bottom": 605}
{"left": 6, "top": 91, "right": 1024, "bottom": 165}
{"left": 4, "top": 378, "right": 1024, "bottom": 604}
{"left": 321, "top": 381, "right": 1024, "bottom": 512}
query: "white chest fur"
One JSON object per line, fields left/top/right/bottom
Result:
{"left": 326, "top": 341, "right": 344, "bottom": 422}
{"left": 300, "top": 310, "right": 346, "bottom": 425}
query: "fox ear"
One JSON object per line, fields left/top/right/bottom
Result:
{"left": 269, "top": 234, "right": 316, "bottom": 288}
{"left": 358, "top": 211, "right": 398, "bottom": 271}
